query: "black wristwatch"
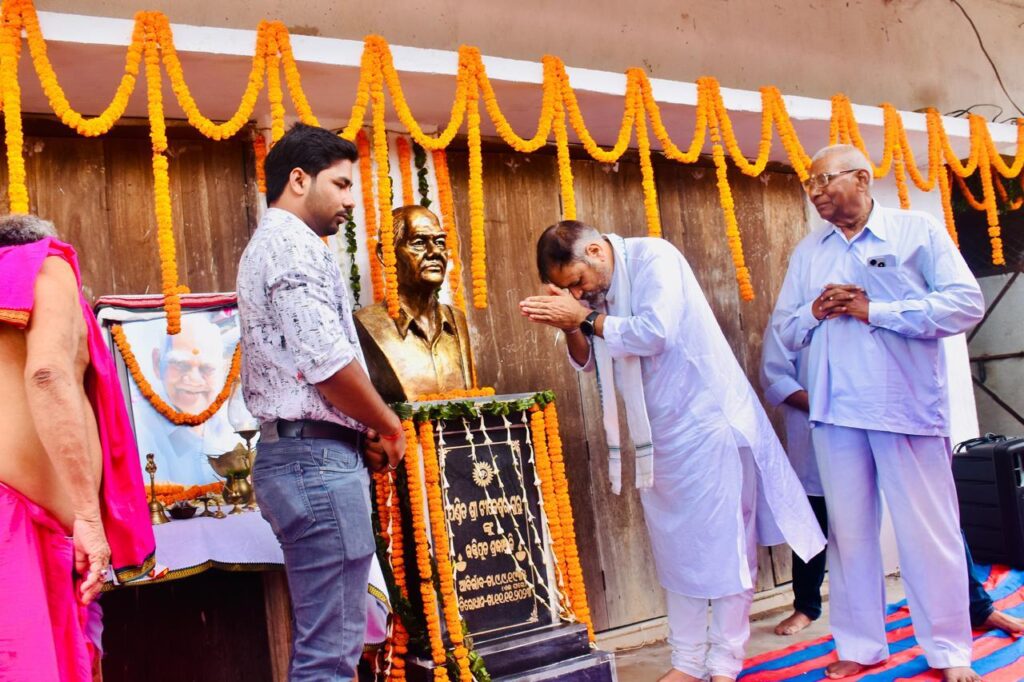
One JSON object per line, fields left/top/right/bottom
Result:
{"left": 579, "top": 311, "right": 600, "bottom": 337}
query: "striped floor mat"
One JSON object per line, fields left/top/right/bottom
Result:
{"left": 739, "top": 565, "right": 1024, "bottom": 681}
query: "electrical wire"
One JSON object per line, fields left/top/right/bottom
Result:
{"left": 945, "top": 103, "right": 1004, "bottom": 119}
{"left": 949, "top": 0, "right": 1024, "bottom": 117}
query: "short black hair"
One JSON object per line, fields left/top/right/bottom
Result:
{"left": 263, "top": 123, "right": 359, "bottom": 203}
{"left": 535, "top": 220, "right": 600, "bottom": 283}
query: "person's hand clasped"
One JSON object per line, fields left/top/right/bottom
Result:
{"left": 518, "top": 284, "right": 590, "bottom": 331}
{"left": 812, "top": 283, "right": 870, "bottom": 324}
{"left": 73, "top": 515, "right": 110, "bottom": 605}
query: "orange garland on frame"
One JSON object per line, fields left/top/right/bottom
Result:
{"left": 1, "top": 0, "right": 1022, "bottom": 331}
{"left": 110, "top": 324, "right": 242, "bottom": 426}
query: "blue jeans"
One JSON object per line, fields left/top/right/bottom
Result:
{"left": 964, "top": 529, "right": 994, "bottom": 628}
{"left": 254, "top": 436, "right": 375, "bottom": 681}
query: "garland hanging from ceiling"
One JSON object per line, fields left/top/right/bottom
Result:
{"left": 0, "top": 0, "right": 1021, "bottom": 333}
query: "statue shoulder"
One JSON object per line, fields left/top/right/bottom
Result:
{"left": 442, "top": 304, "right": 471, "bottom": 333}
{"left": 353, "top": 303, "right": 399, "bottom": 348}
{"left": 354, "top": 302, "right": 388, "bottom": 325}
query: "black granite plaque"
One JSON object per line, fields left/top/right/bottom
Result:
{"left": 435, "top": 411, "right": 557, "bottom": 639}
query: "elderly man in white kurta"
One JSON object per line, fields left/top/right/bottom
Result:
{"left": 520, "top": 221, "right": 825, "bottom": 682}
{"left": 771, "top": 145, "right": 984, "bottom": 682}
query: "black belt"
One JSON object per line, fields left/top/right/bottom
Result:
{"left": 263, "top": 419, "right": 362, "bottom": 448}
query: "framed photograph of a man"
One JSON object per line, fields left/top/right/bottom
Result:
{"left": 96, "top": 294, "right": 256, "bottom": 487}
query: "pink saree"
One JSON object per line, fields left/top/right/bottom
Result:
{"left": 0, "top": 237, "right": 155, "bottom": 680}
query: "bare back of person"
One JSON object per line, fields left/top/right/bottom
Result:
{"left": 0, "top": 256, "right": 102, "bottom": 531}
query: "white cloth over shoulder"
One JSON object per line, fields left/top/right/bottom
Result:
{"left": 570, "top": 236, "right": 825, "bottom": 598}
{"left": 592, "top": 233, "right": 654, "bottom": 494}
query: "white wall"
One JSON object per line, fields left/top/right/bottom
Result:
{"left": 970, "top": 274, "right": 1024, "bottom": 438}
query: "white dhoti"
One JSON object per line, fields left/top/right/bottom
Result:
{"left": 811, "top": 424, "right": 972, "bottom": 668}
{"left": 665, "top": 446, "right": 759, "bottom": 680}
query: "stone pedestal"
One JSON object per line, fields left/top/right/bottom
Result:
{"left": 403, "top": 395, "right": 615, "bottom": 682}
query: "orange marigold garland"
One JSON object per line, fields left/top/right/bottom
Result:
{"left": 640, "top": 71, "right": 705, "bottom": 165}
{"left": 0, "top": 0, "right": 28, "bottom": 213}
{"left": 2, "top": 10, "right": 1022, "bottom": 298}
{"left": 527, "top": 407, "right": 568, "bottom": 610}
{"left": 156, "top": 13, "right": 266, "bottom": 140}
{"left": 402, "top": 418, "right": 450, "bottom": 681}
{"left": 271, "top": 23, "right": 320, "bottom": 127}
{"left": 466, "top": 68, "right": 488, "bottom": 310}
{"left": 705, "top": 80, "right": 754, "bottom": 302}
{"left": 432, "top": 148, "right": 466, "bottom": 312}
{"left": 252, "top": 133, "right": 268, "bottom": 194}
{"left": 706, "top": 78, "right": 773, "bottom": 178}
{"left": 478, "top": 52, "right": 556, "bottom": 153}
{"left": 552, "top": 91, "right": 577, "bottom": 221}
{"left": 977, "top": 141, "right": 1006, "bottom": 266}
{"left": 339, "top": 39, "right": 376, "bottom": 141}
{"left": 371, "top": 65, "right": 401, "bottom": 319}
{"left": 356, "top": 129, "right": 386, "bottom": 303}
{"left": 157, "top": 481, "right": 224, "bottom": 506}
{"left": 111, "top": 324, "right": 241, "bottom": 426}
{"left": 633, "top": 82, "right": 662, "bottom": 237}
{"left": 396, "top": 136, "right": 415, "bottom": 206}
{"left": 142, "top": 18, "right": 188, "bottom": 333}
{"left": 23, "top": 1, "right": 143, "bottom": 138}
{"left": 376, "top": 36, "right": 468, "bottom": 151}
{"left": 542, "top": 400, "right": 594, "bottom": 643}
{"left": 386, "top": 470, "right": 411, "bottom": 682}
{"left": 374, "top": 470, "right": 410, "bottom": 681}
{"left": 939, "top": 166, "right": 960, "bottom": 247}
{"left": 418, "top": 420, "right": 473, "bottom": 682}
{"left": 266, "top": 34, "right": 286, "bottom": 144}
{"left": 414, "top": 387, "right": 495, "bottom": 402}
{"left": 558, "top": 58, "right": 636, "bottom": 164}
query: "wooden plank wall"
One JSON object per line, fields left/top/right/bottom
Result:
{"left": 1, "top": 120, "right": 809, "bottom": 652}
{"left": 0, "top": 125, "right": 258, "bottom": 302}
{"left": 0, "top": 122, "right": 267, "bottom": 682}
{"left": 449, "top": 150, "right": 809, "bottom": 629}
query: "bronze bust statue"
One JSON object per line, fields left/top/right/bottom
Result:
{"left": 355, "top": 205, "right": 475, "bottom": 402}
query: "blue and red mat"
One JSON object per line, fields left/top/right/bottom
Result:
{"left": 739, "top": 565, "right": 1024, "bottom": 681}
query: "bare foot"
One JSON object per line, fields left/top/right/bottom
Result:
{"left": 984, "top": 609, "right": 1024, "bottom": 636}
{"left": 774, "top": 610, "right": 813, "bottom": 636}
{"left": 940, "top": 666, "right": 980, "bottom": 682}
{"left": 825, "top": 660, "right": 867, "bottom": 679}
{"left": 657, "top": 669, "right": 703, "bottom": 682}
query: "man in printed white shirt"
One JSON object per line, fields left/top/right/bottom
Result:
{"left": 237, "top": 123, "right": 407, "bottom": 681}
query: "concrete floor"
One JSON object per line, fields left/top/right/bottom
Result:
{"left": 612, "top": 576, "right": 907, "bottom": 681}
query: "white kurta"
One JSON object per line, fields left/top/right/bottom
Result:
{"left": 573, "top": 237, "right": 825, "bottom": 598}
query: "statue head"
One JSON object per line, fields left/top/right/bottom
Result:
{"left": 382, "top": 206, "right": 449, "bottom": 292}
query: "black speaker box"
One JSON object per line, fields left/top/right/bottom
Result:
{"left": 954, "top": 435, "right": 1024, "bottom": 568}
